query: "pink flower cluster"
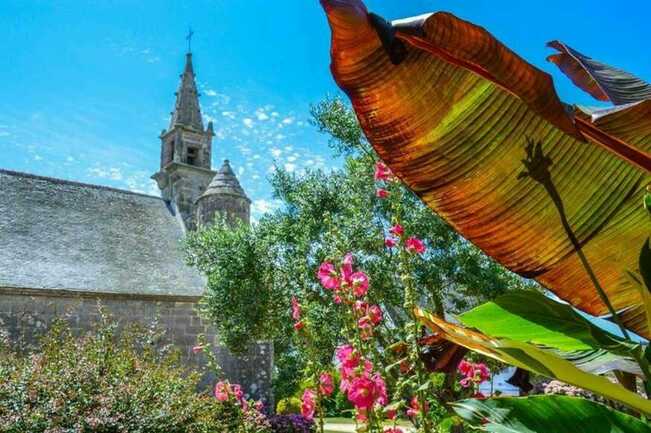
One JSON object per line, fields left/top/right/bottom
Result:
{"left": 301, "top": 389, "right": 316, "bottom": 420}
{"left": 458, "top": 360, "right": 490, "bottom": 389}
{"left": 318, "top": 253, "right": 370, "bottom": 300}
{"left": 336, "top": 344, "right": 388, "bottom": 419}
{"left": 384, "top": 223, "right": 427, "bottom": 255}
{"left": 354, "top": 301, "right": 383, "bottom": 340}
{"left": 300, "top": 373, "right": 334, "bottom": 420}
{"left": 214, "top": 380, "right": 251, "bottom": 409}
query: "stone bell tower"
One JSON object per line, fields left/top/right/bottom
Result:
{"left": 152, "top": 50, "right": 216, "bottom": 230}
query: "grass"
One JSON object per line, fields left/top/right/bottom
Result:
{"left": 323, "top": 417, "right": 413, "bottom": 433}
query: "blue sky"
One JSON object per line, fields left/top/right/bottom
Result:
{"left": 2, "top": 0, "right": 650, "bottom": 220}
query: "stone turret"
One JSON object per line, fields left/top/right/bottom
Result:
{"left": 196, "top": 160, "right": 251, "bottom": 226}
{"left": 151, "top": 51, "right": 215, "bottom": 230}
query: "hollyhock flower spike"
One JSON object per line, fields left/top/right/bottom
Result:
{"left": 351, "top": 271, "right": 369, "bottom": 297}
{"left": 389, "top": 224, "right": 404, "bottom": 237}
{"left": 405, "top": 236, "right": 426, "bottom": 254}
{"left": 319, "top": 372, "right": 334, "bottom": 396}
{"left": 318, "top": 262, "right": 340, "bottom": 290}
{"left": 374, "top": 161, "right": 392, "bottom": 181}
{"left": 291, "top": 296, "right": 301, "bottom": 321}
{"left": 301, "top": 389, "right": 316, "bottom": 420}
{"left": 376, "top": 188, "right": 389, "bottom": 198}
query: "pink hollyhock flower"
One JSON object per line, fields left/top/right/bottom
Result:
{"left": 293, "top": 321, "right": 305, "bottom": 331}
{"left": 389, "top": 224, "right": 404, "bottom": 237}
{"left": 318, "top": 262, "right": 340, "bottom": 290}
{"left": 333, "top": 294, "right": 342, "bottom": 304}
{"left": 301, "top": 389, "right": 316, "bottom": 420}
{"left": 341, "top": 253, "right": 354, "bottom": 285}
{"left": 336, "top": 345, "right": 360, "bottom": 370}
{"left": 376, "top": 188, "right": 389, "bottom": 198}
{"left": 460, "top": 376, "right": 473, "bottom": 388}
{"left": 474, "top": 363, "right": 490, "bottom": 383}
{"left": 351, "top": 272, "right": 369, "bottom": 297}
{"left": 384, "top": 428, "right": 404, "bottom": 433}
{"left": 406, "top": 396, "right": 428, "bottom": 417}
{"left": 368, "top": 305, "right": 383, "bottom": 325}
{"left": 214, "top": 381, "right": 230, "bottom": 401}
{"left": 192, "top": 345, "right": 205, "bottom": 354}
{"left": 372, "top": 373, "right": 388, "bottom": 406}
{"left": 340, "top": 377, "right": 351, "bottom": 393}
{"left": 405, "top": 236, "right": 426, "bottom": 254}
{"left": 319, "top": 372, "right": 334, "bottom": 396}
{"left": 231, "top": 384, "right": 244, "bottom": 401}
{"left": 385, "top": 408, "right": 397, "bottom": 420}
{"left": 254, "top": 400, "right": 264, "bottom": 411}
{"left": 291, "top": 296, "right": 301, "bottom": 322}
{"left": 374, "top": 161, "right": 392, "bottom": 181}
{"left": 458, "top": 359, "right": 473, "bottom": 377}
{"left": 347, "top": 376, "right": 376, "bottom": 410}
{"left": 358, "top": 317, "right": 373, "bottom": 340}
{"left": 354, "top": 300, "right": 368, "bottom": 315}
{"left": 384, "top": 237, "right": 397, "bottom": 248}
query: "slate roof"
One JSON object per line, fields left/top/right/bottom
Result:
{"left": 0, "top": 169, "right": 205, "bottom": 297}
{"left": 200, "top": 160, "right": 250, "bottom": 201}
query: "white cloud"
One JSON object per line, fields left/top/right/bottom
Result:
{"left": 205, "top": 89, "right": 218, "bottom": 97}
{"left": 243, "top": 118, "right": 254, "bottom": 128}
{"left": 251, "top": 198, "right": 281, "bottom": 215}
{"left": 271, "top": 147, "right": 282, "bottom": 158}
{"left": 284, "top": 163, "right": 296, "bottom": 172}
{"left": 88, "top": 166, "right": 123, "bottom": 181}
{"left": 282, "top": 117, "right": 295, "bottom": 125}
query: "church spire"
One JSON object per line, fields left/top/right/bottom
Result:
{"left": 169, "top": 50, "right": 204, "bottom": 132}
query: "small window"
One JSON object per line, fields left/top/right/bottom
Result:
{"left": 187, "top": 147, "right": 198, "bottom": 165}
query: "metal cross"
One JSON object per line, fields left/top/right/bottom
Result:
{"left": 186, "top": 27, "right": 194, "bottom": 53}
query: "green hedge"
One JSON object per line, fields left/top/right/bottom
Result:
{"left": 0, "top": 315, "right": 270, "bottom": 433}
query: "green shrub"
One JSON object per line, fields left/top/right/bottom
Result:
{"left": 276, "top": 397, "right": 302, "bottom": 415}
{"left": 0, "top": 314, "right": 271, "bottom": 433}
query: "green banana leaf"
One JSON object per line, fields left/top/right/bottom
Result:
{"left": 415, "top": 308, "right": 651, "bottom": 414}
{"left": 453, "top": 395, "right": 651, "bottom": 433}
{"left": 458, "top": 291, "right": 641, "bottom": 356}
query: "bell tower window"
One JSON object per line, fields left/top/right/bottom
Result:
{"left": 186, "top": 147, "right": 198, "bottom": 166}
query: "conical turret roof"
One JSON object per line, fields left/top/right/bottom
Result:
{"left": 169, "top": 53, "right": 204, "bottom": 131}
{"left": 200, "top": 160, "right": 249, "bottom": 200}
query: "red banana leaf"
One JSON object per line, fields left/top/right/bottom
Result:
{"left": 321, "top": 0, "right": 651, "bottom": 338}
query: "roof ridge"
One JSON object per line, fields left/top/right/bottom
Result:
{"left": 0, "top": 168, "right": 163, "bottom": 200}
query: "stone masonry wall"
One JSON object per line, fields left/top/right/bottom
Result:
{"left": 0, "top": 289, "right": 273, "bottom": 405}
